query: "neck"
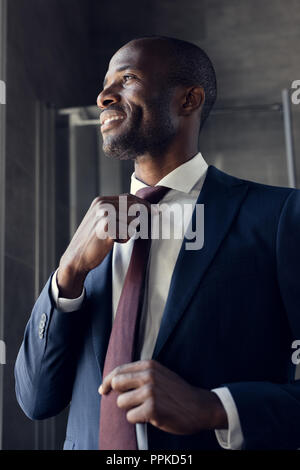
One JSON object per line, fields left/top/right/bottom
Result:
{"left": 134, "top": 141, "right": 199, "bottom": 186}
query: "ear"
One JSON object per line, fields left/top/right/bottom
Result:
{"left": 180, "top": 86, "right": 205, "bottom": 116}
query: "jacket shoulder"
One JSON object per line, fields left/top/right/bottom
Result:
{"left": 209, "top": 165, "right": 299, "bottom": 200}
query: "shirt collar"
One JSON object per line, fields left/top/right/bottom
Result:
{"left": 130, "top": 152, "right": 208, "bottom": 195}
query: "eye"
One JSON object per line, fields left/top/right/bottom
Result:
{"left": 123, "top": 74, "right": 136, "bottom": 83}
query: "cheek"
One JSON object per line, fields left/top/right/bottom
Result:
{"left": 121, "top": 85, "right": 145, "bottom": 105}
{"left": 120, "top": 91, "right": 143, "bottom": 116}
{"left": 122, "top": 88, "right": 164, "bottom": 126}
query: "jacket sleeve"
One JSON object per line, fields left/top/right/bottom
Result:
{"left": 223, "top": 189, "right": 300, "bottom": 449}
{"left": 14, "top": 271, "right": 89, "bottom": 420}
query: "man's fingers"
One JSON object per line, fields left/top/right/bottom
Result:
{"left": 132, "top": 196, "right": 155, "bottom": 213}
{"left": 113, "top": 370, "right": 153, "bottom": 393}
{"left": 99, "top": 360, "right": 158, "bottom": 394}
{"left": 116, "top": 384, "right": 153, "bottom": 410}
{"left": 93, "top": 194, "right": 154, "bottom": 214}
{"left": 126, "top": 399, "right": 154, "bottom": 425}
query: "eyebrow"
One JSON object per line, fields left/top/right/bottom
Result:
{"left": 103, "top": 65, "right": 139, "bottom": 88}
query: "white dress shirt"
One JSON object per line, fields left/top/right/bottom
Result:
{"left": 51, "top": 151, "right": 244, "bottom": 450}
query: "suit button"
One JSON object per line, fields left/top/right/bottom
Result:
{"left": 39, "top": 313, "right": 47, "bottom": 328}
{"left": 38, "top": 313, "right": 47, "bottom": 338}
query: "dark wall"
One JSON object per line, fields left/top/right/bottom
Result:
{"left": 7, "top": 0, "right": 93, "bottom": 107}
{"left": 3, "top": 0, "right": 94, "bottom": 449}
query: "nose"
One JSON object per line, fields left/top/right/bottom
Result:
{"left": 97, "top": 85, "right": 120, "bottom": 109}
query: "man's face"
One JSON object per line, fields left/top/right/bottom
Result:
{"left": 97, "top": 40, "right": 177, "bottom": 160}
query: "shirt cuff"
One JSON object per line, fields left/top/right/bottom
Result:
{"left": 211, "top": 387, "right": 244, "bottom": 450}
{"left": 51, "top": 268, "right": 85, "bottom": 312}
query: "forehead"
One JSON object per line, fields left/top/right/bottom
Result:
{"left": 106, "top": 40, "right": 171, "bottom": 80}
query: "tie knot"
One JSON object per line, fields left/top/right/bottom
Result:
{"left": 135, "top": 185, "right": 170, "bottom": 204}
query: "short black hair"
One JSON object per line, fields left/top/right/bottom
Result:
{"left": 128, "top": 35, "right": 217, "bottom": 131}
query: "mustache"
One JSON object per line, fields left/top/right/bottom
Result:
{"left": 100, "top": 104, "right": 126, "bottom": 116}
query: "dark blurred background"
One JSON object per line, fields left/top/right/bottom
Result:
{"left": 0, "top": 0, "right": 299, "bottom": 449}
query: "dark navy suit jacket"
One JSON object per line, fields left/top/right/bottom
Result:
{"left": 15, "top": 165, "right": 300, "bottom": 449}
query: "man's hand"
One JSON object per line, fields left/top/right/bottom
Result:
{"left": 99, "top": 360, "right": 228, "bottom": 435}
{"left": 57, "top": 194, "right": 152, "bottom": 298}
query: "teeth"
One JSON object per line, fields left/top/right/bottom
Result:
{"left": 102, "top": 116, "right": 125, "bottom": 126}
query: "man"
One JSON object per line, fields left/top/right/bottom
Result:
{"left": 15, "top": 35, "right": 300, "bottom": 450}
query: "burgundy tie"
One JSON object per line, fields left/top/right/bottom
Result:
{"left": 99, "top": 185, "right": 170, "bottom": 450}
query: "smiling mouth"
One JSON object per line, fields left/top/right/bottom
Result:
{"left": 100, "top": 115, "right": 126, "bottom": 132}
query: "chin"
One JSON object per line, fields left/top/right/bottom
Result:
{"left": 102, "top": 132, "right": 144, "bottom": 161}
{"left": 102, "top": 143, "right": 136, "bottom": 161}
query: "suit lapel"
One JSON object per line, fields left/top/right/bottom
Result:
{"left": 91, "top": 166, "right": 249, "bottom": 371}
{"left": 152, "top": 165, "right": 249, "bottom": 360}
{"left": 91, "top": 250, "right": 113, "bottom": 376}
